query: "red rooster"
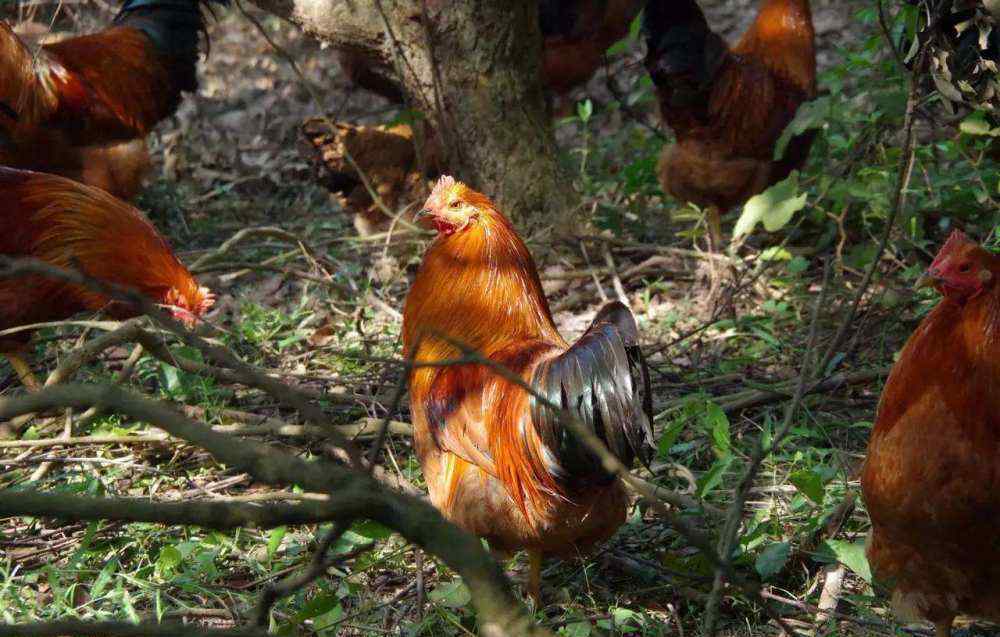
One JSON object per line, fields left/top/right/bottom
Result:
{"left": 0, "top": 0, "right": 223, "bottom": 199}
{"left": 0, "top": 167, "right": 213, "bottom": 389}
{"left": 862, "top": 230, "right": 1000, "bottom": 637}
{"left": 402, "top": 176, "right": 653, "bottom": 603}
{"left": 643, "top": 0, "right": 816, "bottom": 250}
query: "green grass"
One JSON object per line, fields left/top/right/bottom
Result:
{"left": 2, "top": 2, "right": 1000, "bottom": 636}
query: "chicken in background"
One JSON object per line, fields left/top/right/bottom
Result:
{"left": 538, "top": 0, "right": 643, "bottom": 100}
{"left": 0, "top": 167, "right": 213, "bottom": 390}
{"left": 313, "top": 0, "right": 642, "bottom": 235}
{"left": 643, "top": 0, "right": 817, "bottom": 252}
{"left": 861, "top": 230, "right": 1000, "bottom": 637}
{"left": 403, "top": 176, "right": 653, "bottom": 604}
{"left": 300, "top": 119, "right": 443, "bottom": 237}
{"left": 0, "top": 0, "right": 226, "bottom": 199}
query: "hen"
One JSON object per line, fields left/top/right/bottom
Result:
{"left": 0, "top": 167, "right": 213, "bottom": 390}
{"left": 0, "top": 0, "right": 223, "bottom": 199}
{"left": 643, "top": 0, "right": 816, "bottom": 250}
{"left": 402, "top": 176, "right": 653, "bottom": 603}
{"left": 300, "top": 119, "right": 443, "bottom": 236}
{"left": 861, "top": 230, "right": 1000, "bottom": 637}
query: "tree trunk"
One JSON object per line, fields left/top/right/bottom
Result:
{"left": 249, "top": 0, "right": 575, "bottom": 230}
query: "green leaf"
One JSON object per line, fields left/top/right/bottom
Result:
{"left": 787, "top": 256, "right": 810, "bottom": 275}
{"left": 90, "top": 559, "right": 118, "bottom": 599}
{"left": 429, "top": 580, "right": 471, "bottom": 609}
{"left": 577, "top": 99, "right": 593, "bottom": 124}
{"left": 561, "top": 621, "right": 592, "bottom": 637}
{"left": 697, "top": 455, "right": 733, "bottom": 498}
{"left": 657, "top": 419, "right": 685, "bottom": 459}
{"left": 733, "top": 172, "right": 808, "bottom": 241}
{"left": 788, "top": 468, "right": 826, "bottom": 504}
{"left": 160, "top": 363, "right": 182, "bottom": 394}
{"left": 611, "top": 607, "right": 641, "bottom": 628}
{"left": 755, "top": 542, "right": 791, "bottom": 578}
{"left": 959, "top": 111, "right": 1000, "bottom": 137}
{"left": 266, "top": 527, "right": 286, "bottom": 560}
{"left": 706, "top": 402, "right": 731, "bottom": 455}
{"left": 156, "top": 546, "right": 183, "bottom": 576}
{"left": 760, "top": 247, "right": 793, "bottom": 262}
{"left": 350, "top": 520, "right": 393, "bottom": 542}
{"left": 822, "top": 540, "right": 872, "bottom": 584}
{"left": 315, "top": 603, "right": 345, "bottom": 635}
{"left": 774, "top": 96, "right": 832, "bottom": 159}
{"left": 292, "top": 593, "right": 341, "bottom": 623}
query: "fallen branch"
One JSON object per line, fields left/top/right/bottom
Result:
{"left": 0, "top": 621, "right": 270, "bottom": 637}
{"left": 0, "top": 383, "right": 551, "bottom": 637}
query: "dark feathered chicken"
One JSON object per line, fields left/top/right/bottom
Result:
{"left": 643, "top": 0, "right": 817, "bottom": 249}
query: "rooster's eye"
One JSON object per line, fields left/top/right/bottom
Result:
{"left": 450, "top": 201, "right": 461, "bottom": 209}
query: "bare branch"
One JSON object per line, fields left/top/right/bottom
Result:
{"left": 0, "top": 489, "right": 338, "bottom": 530}
{"left": 0, "top": 621, "right": 271, "bottom": 637}
{"left": 0, "top": 383, "right": 551, "bottom": 637}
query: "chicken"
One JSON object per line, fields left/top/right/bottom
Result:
{"left": 316, "top": 1, "right": 642, "bottom": 235}
{"left": 643, "top": 0, "right": 816, "bottom": 250}
{"left": 538, "top": 0, "right": 644, "bottom": 97}
{"left": 861, "top": 230, "right": 1000, "bottom": 637}
{"left": 300, "top": 119, "right": 442, "bottom": 236}
{"left": 0, "top": 0, "right": 223, "bottom": 199}
{"left": 0, "top": 167, "right": 213, "bottom": 390}
{"left": 402, "top": 176, "right": 653, "bottom": 603}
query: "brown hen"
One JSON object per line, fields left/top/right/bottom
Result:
{"left": 862, "top": 230, "right": 1000, "bottom": 637}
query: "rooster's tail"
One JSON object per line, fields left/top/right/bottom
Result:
{"left": 530, "top": 301, "right": 654, "bottom": 486}
{"left": 113, "top": 0, "right": 228, "bottom": 94}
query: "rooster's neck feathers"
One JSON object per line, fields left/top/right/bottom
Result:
{"left": 403, "top": 202, "right": 562, "bottom": 358}
{"left": 734, "top": 0, "right": 816, "bottom": 93}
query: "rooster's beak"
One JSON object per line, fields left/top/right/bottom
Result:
{"left": 915, "top": 269, "right": 938, "bottom": 290}
{"left": 414, "top": 208, "right": 432, "bottom": 222}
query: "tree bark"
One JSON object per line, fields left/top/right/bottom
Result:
{"left": 248, "top": 0, "right": 575, "bottom": 230}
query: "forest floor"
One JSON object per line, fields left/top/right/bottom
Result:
{"left": 2, "top": 1, "right": 999, "bottom": 636}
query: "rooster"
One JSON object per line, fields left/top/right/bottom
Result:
{"left": 0, "top": 0, "right": 224, "bottom": 199}
{"left": 861, "top": 230, "right": 1000, "bottom": 637}
{"left": 643, "top": 0, "right": 816, "bottom": 251}
{"left": 0, "top": 167, "right": 213, "bottom": 390}
{"left": 402, "top": 176, "right": 653, "bottom": 603}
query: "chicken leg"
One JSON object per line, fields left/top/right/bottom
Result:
{"left": 6, "top": 353, "right": 40, "bottom": 391}
{"left": 527, "top": 549, "right": 544, "bottom": 608}
{"left": 705, "top": 206, "right": 724, "bottom": 253}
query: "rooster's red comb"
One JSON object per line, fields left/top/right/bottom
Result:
{"left": 424, "top": 175, "right": 459, "bottom": 211}
{"left": 931, "top": 229, "right": 976, "bottom": 268}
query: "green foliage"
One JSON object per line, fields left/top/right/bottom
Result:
{"left": 733, "top": 172, "right": 809, "bottom": 240}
